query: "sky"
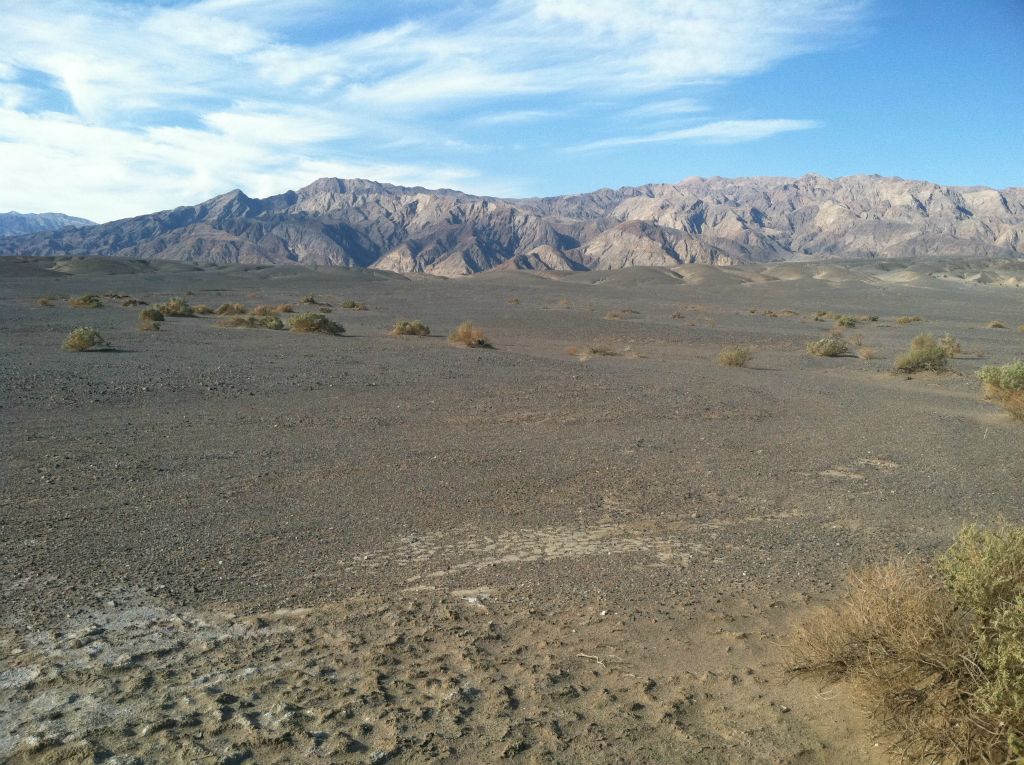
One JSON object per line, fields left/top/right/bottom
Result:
{"left": 0, "top": 0, "right": 1022, "bottom": 223}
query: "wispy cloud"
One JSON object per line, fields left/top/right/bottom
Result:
{"left": 0, "top": 0, "right": 864, "bottom": 220}
{"left": 571, "top": 119, "right": 821, "bottom": 151}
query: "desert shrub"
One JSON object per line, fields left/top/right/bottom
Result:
{"left": 894, "top": 333, "right": 949, "bottom": 373}
{"left": 896, "top": 315, "right": 922, "bottom": 325}
{"left": 857, "top": 347, "right": 879, "bottom": 360}
{"left": 391, "top": 319, "right": 430, "bottom": 336}
{"left": 137, "top": 319, "right": 160, "bottom": 331}
{"left": 977, "top": 361, "right": 1024, "bottom": 420}
{"left": 139, "top": 308, "right": 164, "bottom": 322}
{"left": 289, "top": 312, "right": 344, "bottom": 335}
{"left": 806, "top": 337, "right": 848, "bottom": 357}
{"left": 250, "top": 304, "right": 278, "bottom": 316}
{"left": 340, "top": 299, "right": 367, "bottom": 311}
{"left": 157, "top": 297, "right": 194, "bottom": 317}
{"left": 219, "top": 315, "right": 284, "bottom": 330}
{"left": 448, "top": 321, "right": 491, "bottom": 348}
{"left": 62, "top": 326, "right": 106, "bottom": 351}
{"left": 300, "top": 294, "right": 318, "bottom": 304}
{"left": 37, "top": 297, "right": 54, "bottom": 307}
{"left": 192, "top": 304, "right": 212, "bottom": 315}
{"left": 274, "top": 304, "right": 294, "bottom": 313}
{"left": 215, "top": 303, "right": 246, "bottom": 315}
{"left": 69, "top": 294, "right": 103, "bottom": 309}
{"left": 939, "top": 332, "right": 961, "bottom": 357}
{"left": 836, "top": 315, "right": 857, "bottom": 328}
{"left": 507, "top": 297, "right": 520, "bottom": 305}
{"left": 987, "top": 321, "right": 1007, "bottom": 329}
{"left": 792, "top": 525, "right": 1024, "bottom": 763}
{"left": 717, "top": 346, "right": 753, "bottom": 367}
{"left": 121, "top": 298, "right": 144, "bottom": 307}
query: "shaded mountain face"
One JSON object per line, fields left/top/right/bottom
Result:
{"left": 0, "top": 212, "right": 94, "bottom": 238}
{"left": 2, "top": 175, "right": 1022, "bottom": 274}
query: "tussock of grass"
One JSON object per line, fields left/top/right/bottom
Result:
{"left": 894, "top": 333, "right": 949, "bottom": 373}
{"left": 939, "top": 332, "right": 961, "bottom": 356}
{"left": 717, "top": 346, "right": 753, "bottom": 367}
{"left": 857, "top": 347, "right": 880, "bottom": 360}
{"left": 792, "top": 525, "right": 1024, "bottom": 763}
{"left": 289, "top": 312, "right": 344, "bottom": 335}
{"left": 806, "top": 337, "right": 848, "bottom": 357}
{"left": 69, "top": 294, "right": 103, "bottom": 309}
{"left": 192, "top": 304, "right": 212, "bottom": 315}
{"left": 62, "top": 326, "right": 106, "bottom": 351}
{"left": 274, "top": 304, "right": 294, "bottom": 314}
{"left": 157, "top": 297, "right": 194, "bottom": 317}
{"left": 987, "top": 321, "right": 1007, "bottom": 329}
{"left": 219, "top": 315, "right": 284, "bottom": 330}
{"left": 299, "top": 294, "right": 318, "bottom": 305}
{"left": 139, "top": 308, "right": 164, "bottom": 322}
{"left": 604, "top": 309, "right": 639, "bottom": 320}
{"left": 250, "top": 305, "right": 279, "bottom": 316}
{"left": 507, "top": 297, "right": 520, "bottom": 305}
{"left": 340, "top": 300, "right": 367, "bottom": 311}
{"left": 391, "top": 319, "right": 430, "bottom": 336}
{"left": 121, "top": 298, "right": 145, "bottom": 307}
{"left": 448, "top": 321, "right": 491, "bottom": 348}
{"left": 896, "top": 315, "right": 922, "bottom": 325}
{"left": 977, "top": 361, "right": 1024, "bottom": 420}
{"left": 215, "top": 303, "right": 247, "bottom": 316}
{"left": 37, "top": 297, "right": 54, "bottom": 307}
{"left": 835, "top": 315, "right": 857, "bottom": 328}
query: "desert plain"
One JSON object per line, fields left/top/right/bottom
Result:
{"left": 2, "top": 255, "right": 1023, "bottom": 764}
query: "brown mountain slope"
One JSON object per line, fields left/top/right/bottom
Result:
{"left": 1, "top": 175, "right": 1021, "bottom": 274}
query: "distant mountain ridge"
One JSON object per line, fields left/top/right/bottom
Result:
{"left": 0, "top": 212, "right": 94, "bottom": 238}
{"left": 1, "top": 175, "right": 1022, "bottom": 275}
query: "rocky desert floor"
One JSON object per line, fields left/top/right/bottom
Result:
{"left": 2, "top": 256, "right": 1023, "bottom": 764}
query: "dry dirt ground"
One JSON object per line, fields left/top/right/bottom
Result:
{"left": 2, "top": 256, "right": 1023, "bottom": 764}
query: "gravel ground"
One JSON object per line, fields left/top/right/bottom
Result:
{"left": 2, "top": 255, "right": 1022, "bottom": 763}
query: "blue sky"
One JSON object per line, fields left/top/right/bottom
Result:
{"left": 0, "top": 0, "right": 1021, "bottom": 222}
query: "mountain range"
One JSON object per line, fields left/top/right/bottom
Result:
{"left": 1, "top": 175, "right": 1022, "bottom": 275}
{"left": 0, "top": 212, "right": 94, "bottom": 238}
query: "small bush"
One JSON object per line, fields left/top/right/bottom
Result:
{"left": 507, "top": 297, "right": 520, "bottom": 305}
{"left": 192, "top": 304, "right": 212, "bottom": 315}
{"left": 896, "top": 315, "right": 922, "bottom": 325}
{"left": 894, "top": 333, "right": 949, "bottom": 373}
{"left": 121, "top": 298, "right": 144, "bottom": 307}
{"left": 391, "top": 319, "right": 430, "bottom": 336}
{"left": 157, "top": 297, "right": 194, "bottom": 317}
{"left": 836, "top": 315, "right": 857, "bottom": 328}
{"left": 857, "top": 347, "right": 880, "bottom": 360}
{"left": 215, "top": 303, "right": 247, "bottom": 316}
{"left": 62, "top": 326, "right": 106, "bottom": 351}
{"left": 139, "top": 308, "right": 164, "bottom": 322}
{"left": 300, "top": 294, "right": 318, "bottom": 305}
{"left": 219, "top": 315, "right": 284, "bottom": 330}
{"left": 806, "top": 337, "right": 848, "bottom": 357}
{"left": 37, "top": 297, "right": 54, "bottom": 307}
{"left": 449, "top": 321, "right": 491, "bottom": 348}
{"left": 987, "top": 321, "right": 1007, "bottom": 329}
{"left": 250, "top": 305, "right": 278, "bottom": 316}
{"left": 289, "top": 312, "right": 344, "bottom": 335}
{"left": 717, "top": 346, "right": 753, "bottom": 367}
{"left": 69, "top": 294, "right": 103, "bottom": 309}
{"left": 939, "top": 332, "right": 961, "bottom": 357}
{"left": 792, "top": 525, "right": 1024, "bottom": 763}
{"left": 274, "top": 304, "right": 294, "bottom": 313}
{"left": 977, "top": 361, "right": 1024, "bottom": 420}
{"left": 340, "top": 300, "right": 366, "bottom": 311}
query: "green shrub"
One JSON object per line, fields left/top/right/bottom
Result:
{"left": 340, "top": 299, "right": 367, "bottom": 311}
{"left": 894, "top": 333, "right": 949, "bottom": 373}
{"left": 219, "top": 315, "right": 284, "bottom": 330}
{"left": 792, "top": 525, "right": 1024, "bottom": 763}
{"left": 836, "top": 315, "right": 857, "bottom": 328}
{"left": 977, "top": 361, "right": 1024, "bottom": 420}
{"left": 214, "top": 302, "right": 247, "bottom": 316}
{"left": 300, "top": 294, "right": 318, "bottom": 304}
{"left": 139, "top": 308, "right": 164, "bottom": 322}
{"left": 69, "top": 294, "right": 103, "bottom": 309}
{"left": 449, "top": 321, "right": 491, "bottom": 348}
{"left": 391, "top": 319, "right": 430, "bottom": 336}
{"left": 289, "top": 312, "right": 344, "bottom": 335}
{"left": 157, "top": 297, "right": 194, "bottom": 317}
{"left": 896, "top": 315, "right": 922, "bottom": 325}
{"left": 717, "top": 346, "right": 753, "bottom": 367}
{"left": 62, "top": 326, "right": 106, "bottom": 351}
{"left": 806, "top": 337, "right": 848, "bottom": 357}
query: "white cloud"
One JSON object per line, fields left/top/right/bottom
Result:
{"left": 0, "top": 0, "right": 864, "bottom": 219}
{"left": 572, "top": 119, "right": 821, "bottom": 151}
